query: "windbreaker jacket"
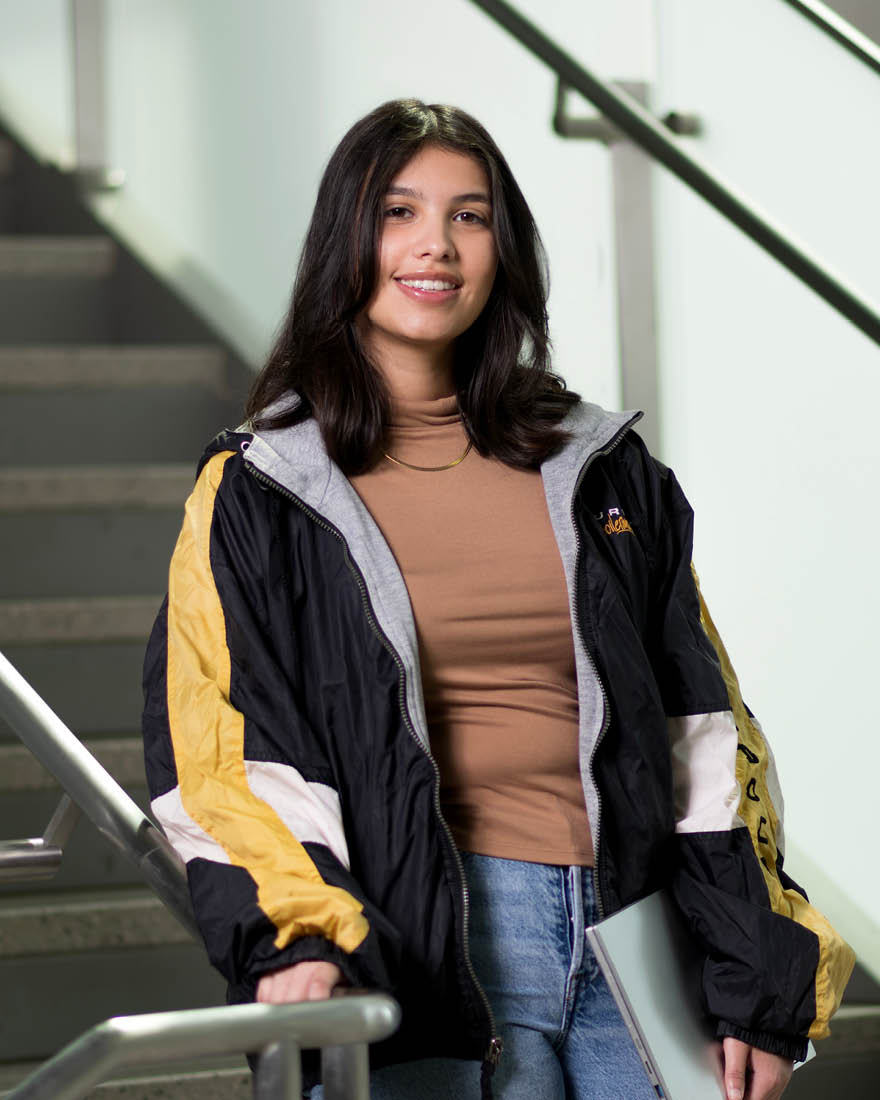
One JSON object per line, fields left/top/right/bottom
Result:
{"left": 142, "top": 399, "right": 854, "bottom": 1080}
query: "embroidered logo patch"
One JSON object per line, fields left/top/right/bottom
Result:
{"left": 598, "top": 507, "right": 633, "bottom": 535}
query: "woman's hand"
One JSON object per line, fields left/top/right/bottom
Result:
{"left": 721, "top": 1037, "right": 793, "bottom": 1100}
{"left": 256, "top": 961, "right": 343, "bottom": 1003}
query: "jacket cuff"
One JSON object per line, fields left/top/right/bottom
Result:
{"left": 715, "top": 1020, "right": 808, "bottom": 1063}
{"left": 250, "top": 935, "right": 369, "bottom": 989}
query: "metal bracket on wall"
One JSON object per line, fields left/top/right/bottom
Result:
{"left": 552, "top": 80, "right": 701, "bottom": 458}
{"left": 0, "top": 793, "right": 82, "bottom": 883}
{"left": 553, "top": 80, "right": 702, "bottom": 143}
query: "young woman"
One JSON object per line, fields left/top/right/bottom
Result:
{"left": 142, "top": 99, "right": 853, "bottom": 1100}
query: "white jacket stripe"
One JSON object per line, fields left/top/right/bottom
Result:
{"left": 244, "top": 761, "right": 350, "bottom": 870}
{"left": 152, "top": 786, "right": 232, "bottom": 865}
{"left": 153, "top": 764, "right": 350, "bottom": 870}
{"left": 668, "top": 711, "right": 745, "bottom": 833}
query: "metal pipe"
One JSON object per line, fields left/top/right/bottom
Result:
{"left": 0, "top": 840, "right": 63, "bottom": 882}
{"left": 42, "top": 793, "right": 82, "bottom": 849}
{"left": 467, "top": 0, "right": 880, "bottom": 347}
{"left": 70, "top": 0, "right": 124, "bottom": 190}
{"left": 7, "top": 995, "right": 401, "bottom": 1100}
{"left": 781, "top": 0, "right": 880, "bottom": 77}
{"left": 0, "top": 649, "right": 197, "bottom": 938}
{"left": 322, "top": 1040, "right": 371, "bottom": 1100}
{"left": 254, "top": 1040, "right": 303, "bottom": 1100}
{"left": 71, "top": 0, "right": 104, "bottom": 170}
{"left": 0, "top": 796, "right": 83, "bottom": 884}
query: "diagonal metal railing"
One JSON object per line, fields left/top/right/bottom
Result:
{"left": 4, "top": 995, "right": 401, "bottom": 1100}
{"left": 467, "top": 0, "right": 880, "bottom": 348}
{"left": 781, "top": 0, "right": 880, "bottom": 77}
{"left": 0, "top": 648, "right": 197, "bottom": 935}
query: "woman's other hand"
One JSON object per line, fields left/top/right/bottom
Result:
{"left": 256, "top": 961, "right": 343, "bottom": 1003}
{"left": 722, "top": 1037, "right": 793, "bottom": 1100}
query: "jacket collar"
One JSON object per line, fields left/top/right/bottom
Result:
{"left": 244, "top": 394, "right": 641, "bottom": 514}
{"left": 541, "top": 400, "right": 642, "bottom": 517}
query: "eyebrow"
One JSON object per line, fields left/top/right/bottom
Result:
{"left": 386, "top": 186, "right": 492, "bottom": 205}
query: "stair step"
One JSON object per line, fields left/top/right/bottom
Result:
{"left": 0, "top": 942, "right": 226, "bottom": 1061}
{"left": 0, "top": 465, "right": 194, "bottom": 511}
{"left": 0, "top": 784, "right": 149, "bottom": 895}
{"left": 845, "top": 961, "right": 880, "bottom": 1003}
{"left": 0, "top": 285, "right": 112, "bottom": 344}
{"left": 0, "top": 138, "right": 13, "bottom": 179}
{"left": 0, "top": 345, "right": 226, "bottom": 391}
{"left": 824, "top": 1004, "right": 880, "bottom": 1057}
{"left": 0, "top": 386, "right": 238, "bottom": 465}
{"left": 0, "top": 596, "right": 161, "bottom": 646}
{"left": 0, "top": 142, "right": 14, "bottom": 233}
{"left": 89, "top": 1065, "right": 252, "bottom": 1099}
{"left": 786, "top": 1005, "right": 880, "bottom": 1098}
{"left": 0, "top": 642, "right": 150, "bottom": 741}
{"left": 0, "top": 1059, "right": 250, "bottom": 1099}
{"left": 0, "top": 888, "right": 190, "bottom": 957}
{"left": 0, "top": 736, "right": 145, "bottom": 793}
{"left": 0, "top": 236, "right": 115, "bottom": 278}
{"left": 1, "top": 507, "right": 181, "bottom": 600}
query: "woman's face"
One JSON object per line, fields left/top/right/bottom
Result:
{"left": 359, "top": 145, "right": 499, "bottom": 373}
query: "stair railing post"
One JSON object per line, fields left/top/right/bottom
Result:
{"left": 253, "top": 1039, "right": 303, "bottom": 1100}
{"left": 69, "top": 0, "right": 124, "bottom": 191}
{"left": 321, "top": 1041, "right": 371, "bottom": 1100}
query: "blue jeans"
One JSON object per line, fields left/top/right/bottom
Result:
{"left": 312, "top": 853, "right": 656, "bottom": 1099}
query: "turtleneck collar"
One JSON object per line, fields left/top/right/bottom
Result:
{"left": 388, "top": 392, "right": 461, "bottom": 429}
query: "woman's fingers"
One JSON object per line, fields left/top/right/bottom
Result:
{"left": 721, "top": 1037, "right": 793, "bottom": 1100}
{"left": 256, "top": 961, "right": 343, "bottom": 1004}
{"left": 722, "top": 1037, "right": 749, "bottom": 1100}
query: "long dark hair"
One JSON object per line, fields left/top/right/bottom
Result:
{"left": 246, "top": 98, "right": 580, "bottom": 473}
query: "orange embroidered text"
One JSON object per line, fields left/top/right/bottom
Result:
{"left": 604, "top": 515, "right": 633, "bottom": 535}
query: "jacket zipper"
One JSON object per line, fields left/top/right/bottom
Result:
{"left": 568, "top": 418, "right": 640, "bottom": 921}
{"left": 246, "top": 461, "right": 502, "bottom": 1066}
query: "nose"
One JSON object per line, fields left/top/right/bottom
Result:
{"left": 413, "top": 214, "right": 455, "bottom": 260}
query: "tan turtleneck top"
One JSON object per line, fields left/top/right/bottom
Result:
{"left": 349, "top": 394, "right": 593, "bottom": 865}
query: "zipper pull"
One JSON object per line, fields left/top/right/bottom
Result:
{"left": 485, "top": 1036, "right": 503, "bottom": 1066}
{"left": 480, "top": 1037, "right": 504, "bottom": 1099}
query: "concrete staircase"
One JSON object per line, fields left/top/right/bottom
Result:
{"left": 0, "top": 128, "right": 251, "bottom": 1095}
{"left": 0, "top": 1063, "right": 251, "bottom": 1100}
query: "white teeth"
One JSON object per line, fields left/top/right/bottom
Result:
{"left": 398, "top": 278, "right": 458, "bottom": 291}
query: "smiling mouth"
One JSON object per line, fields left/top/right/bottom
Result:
{"left": 396, "top": 278, "right": 461, "bottom": 292}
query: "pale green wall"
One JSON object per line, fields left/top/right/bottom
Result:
{"left": 0, "top": 0, "right": 71, "bottom": 160}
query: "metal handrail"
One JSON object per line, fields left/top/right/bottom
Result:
{"left": 5, "top": 995, "right": 401, "bottom": 1100}
{"left": 0, "top": 649, "right": 197, "bottom": 938}
{"left": 467, "top": 0, "right": 880, "bottom": 348}
{"left": 781, "top": 0, "right": 880, "bottom": 77}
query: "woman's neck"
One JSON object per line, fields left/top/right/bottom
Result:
{"left": 366, "top": 336, "right": 456, "bottom": 401}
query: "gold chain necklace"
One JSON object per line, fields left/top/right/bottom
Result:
{"left": 381, "top": 439, "right": 472, "bottom": 472}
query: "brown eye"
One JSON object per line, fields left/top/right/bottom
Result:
{"left": 454, "top": 210, "right": 489, "bottom": 226}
